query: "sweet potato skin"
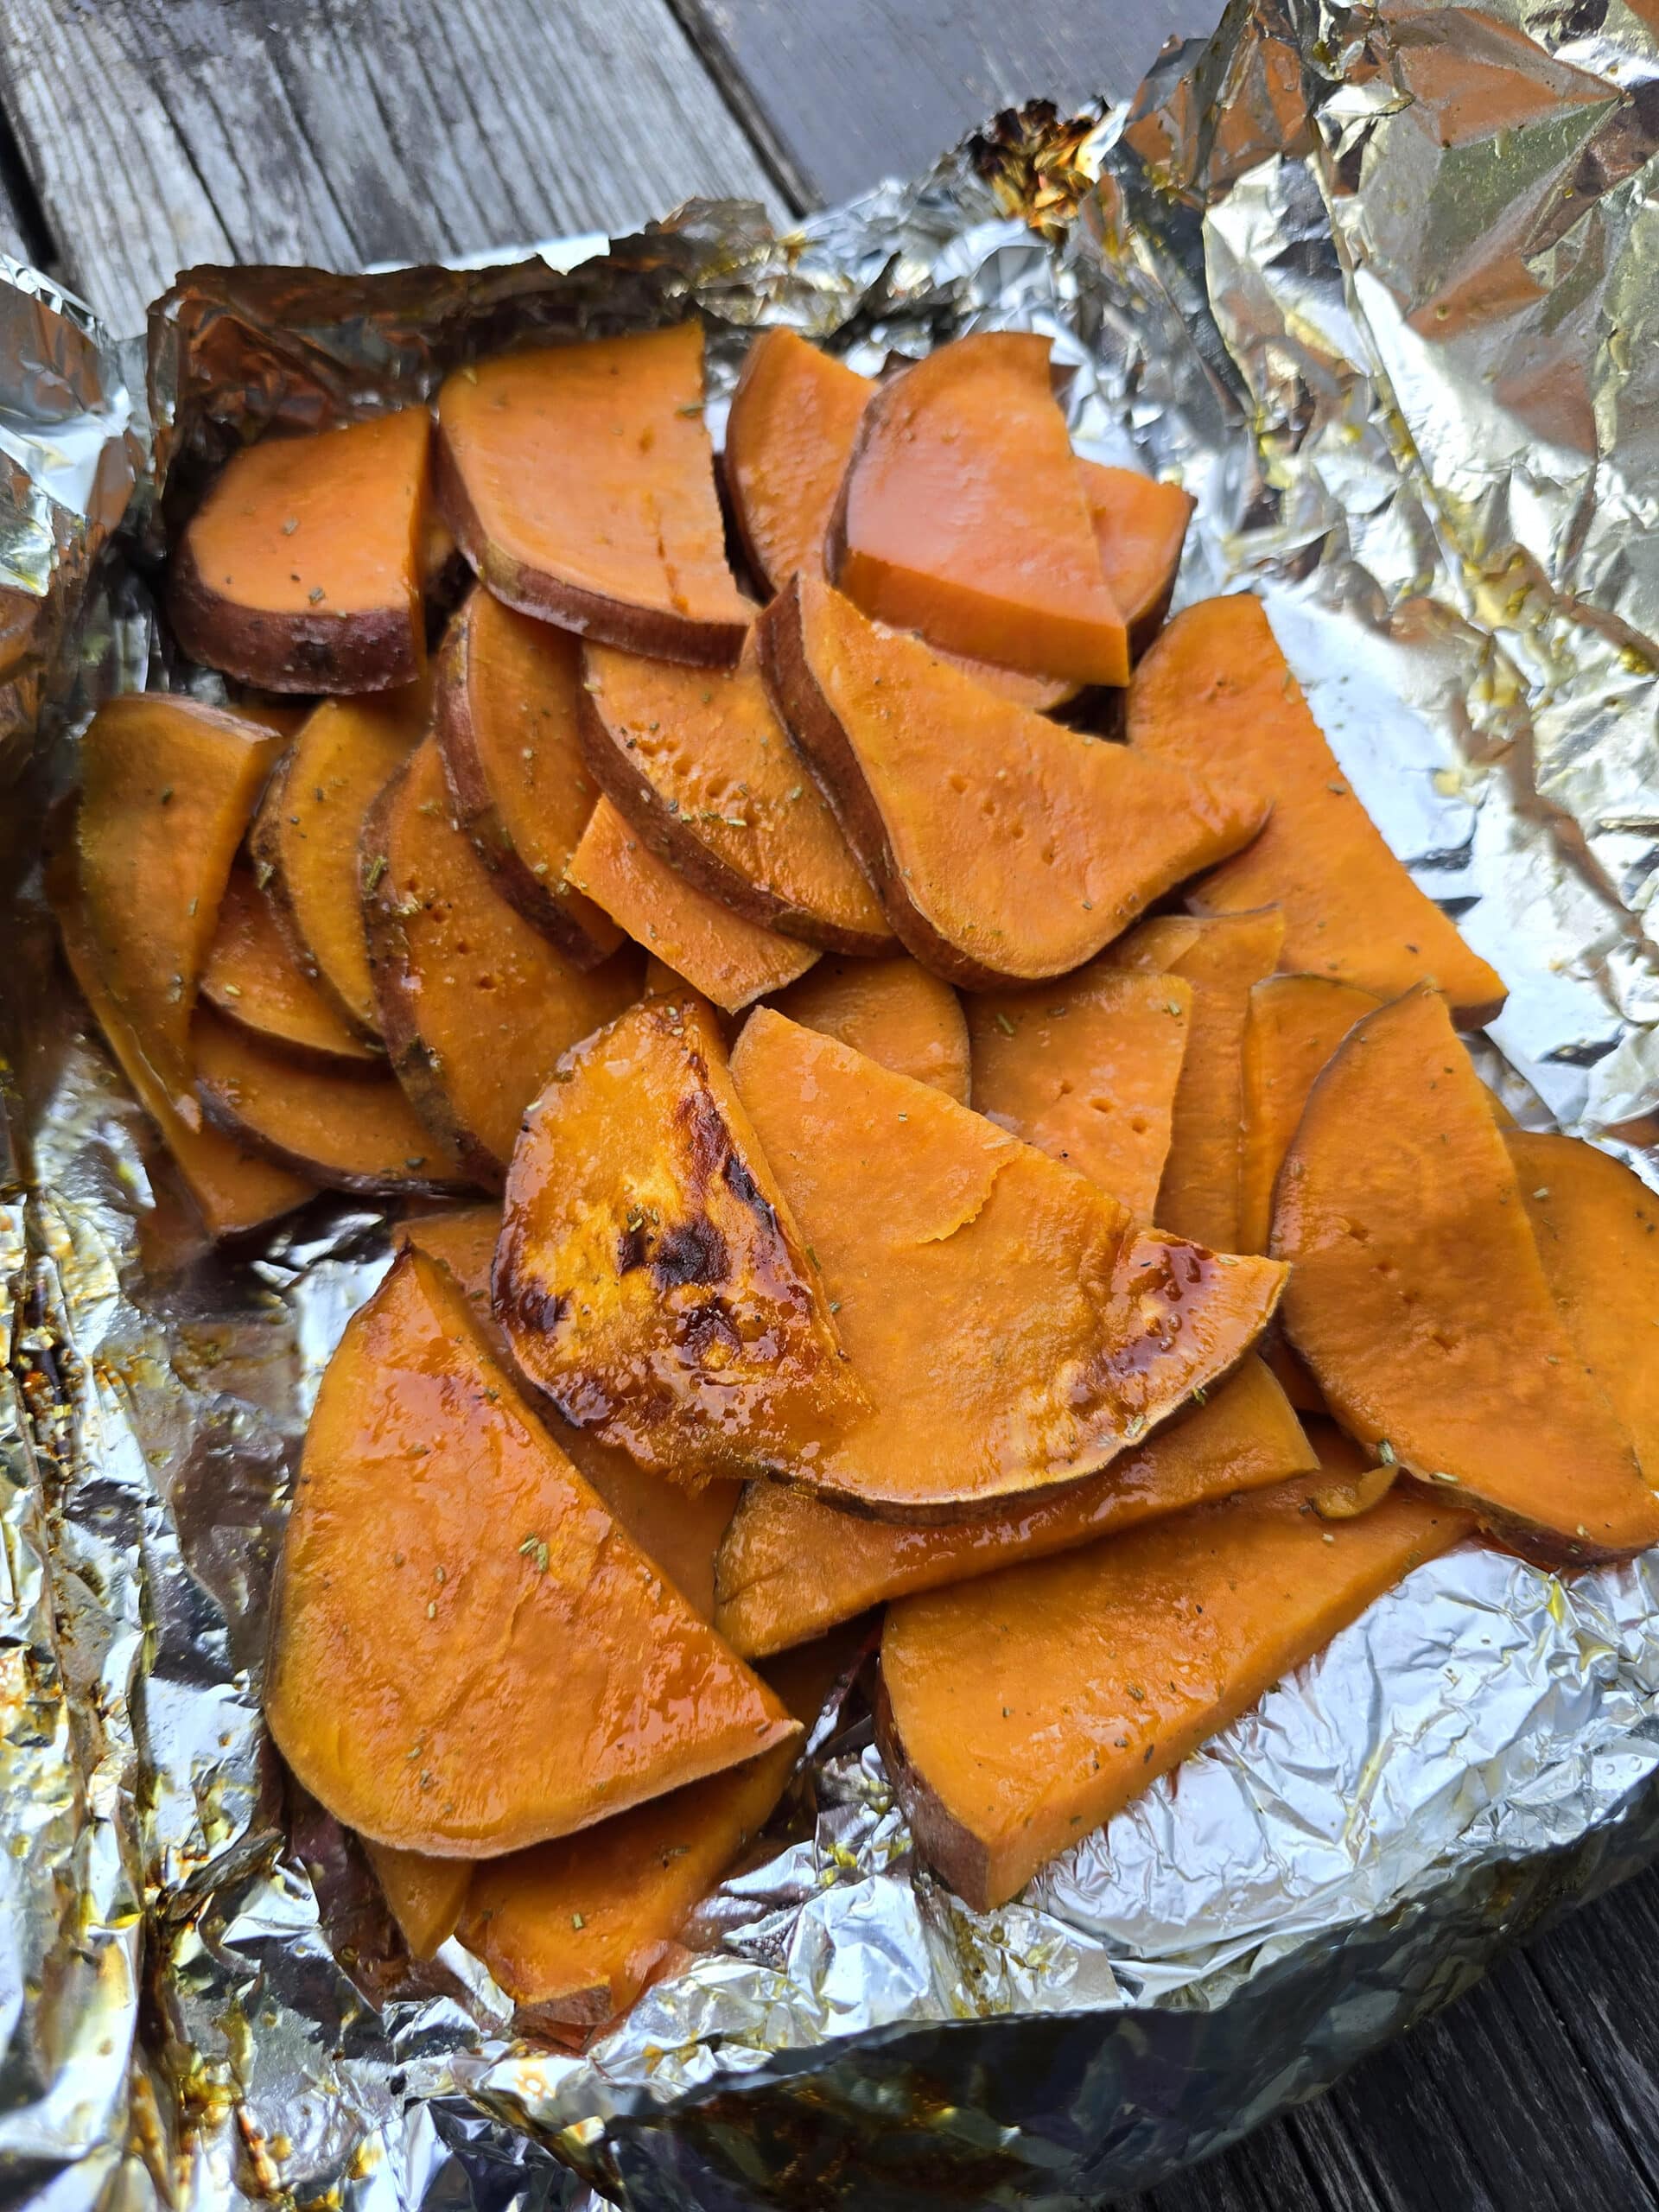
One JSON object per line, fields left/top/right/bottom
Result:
{"left": 769, "top": 955, "right": 970, "bottom": 1103}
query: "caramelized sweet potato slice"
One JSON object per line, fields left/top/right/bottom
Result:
{"left": 770, "top": 955, "right": 969, "bottom": 1103}
{"left": 724, "top": 327, "right": 873, "bottom": 595}
{"left": 201, "top": 867, "right": 381, "bottom": 1065}
{"left": 1274, "top": 985, "right": 1659, "bottom": 1563}
{"left": 715, "top": 1353, "right": 1315, "bottom": 1658}
{"left": 435, "top": 327, "right": 751, "bottom": 664}
{"left": 1129, "top": 597, "right": 1507, "bottom": 1026}
{"left": 433, "top": 587, "right": 621, "bottom": 963}
{"left": 830, "top": 332, "right": 1128, "bottom": 684}
{"left": 365, "top": 740, "right": 643, "bottom": 1182}
{"left": 1109, "top": 910, "right": 1286, "bottom": 1250}
{"left": 497, "top": 995, "right": 864, "bottom": 1483}
{"left": 78, "top": 694, "right": 284, "bottom": 1122}
{"left": 878, "top": 1464, "right": 1470, "bottom": 1909}
{"left": 581, "top": 637, "right": 891, "bottom": 955}
{"left": 729, "top": 1010, "right": 1285, "bottom": 1519}
{"left": 967, "top": 964, "right": 1191, "bottom": 1216}
{"left": 1080, "top": 462, "right": 1192, "bottom": 657}
{"left": 1239, "top": 975, "right": 1379, "bottom": 1254}
{"left": 568, "top": 798, "right": 818, "bottom": 1014}
{"left": 759, "top": 575, "right": 1267, "bottom": 988}
{"left": 170, "top": 408, "right": 429, "bottom": 693}
{"left": 265, "top": 1248, "right": 796, "bottom": 1856}
{"left": 365, "top": 1843, "right": 472, "bottom": 1960}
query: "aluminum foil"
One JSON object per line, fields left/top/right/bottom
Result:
{"left": 10, "top": 1, "right": 1659, "bottom": 2205}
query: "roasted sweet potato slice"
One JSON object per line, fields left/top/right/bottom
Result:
{"left": 201, "top": 867, "right": 381, "bottom": 1065}
{"left": 365, "top": 740, "right": 643, "bottom": 1182}
{"left": 1109, "top": 910, "right": 1286, "bottom": 1250}
{"left": 829, "top": 332, "right": 1129, "bottom": 684}
{"left": 1080, "top": 462, "right": 1192, "bottom": 658}
{"left": 770, "top": 955, "right": 969, "bottom": 1103}
{"left": 1274, "top": 984, "right": 1659, "bottom": 1563}
{"left": 170, "top": 408, "right": 430, "bottom": 694}
{"left": 497, "top": 995, "right": 864, "bottom": 1483}
{"left": 967, "top": 964, "right": 1191, "bottom": 1217}
{"left": 265, "top": 1248, "right": 796, "bottom": 1856}
{"left": 1128, "top": 596, "right": 1507, "bottom": 1026}
{"left": 580, "top": 636, "right": 891, "bottom": 954}
{"left": 433, "top": 587, "right": 621, "bottom": 963}
{"left": 78, "top": 694, "right": 285, "bottom": 1123}
{"left": 1239, "top": 975, "right": 1379, "bottom": 1254}
{"left": 568, "top": 798, "right": 818, "bottom": 1014}
{"left": 251, "top": 686, "right": 429, "bottom": 1038}
{"left": 435, "top": 326, "right": 751, "bottom": 664}
{"left": 759, "top": 575, "right": 1267, "bottom": 988}
{"left": 729, "top": 1010, "right": 1285, "bottom": 1519}
{"left": 724, "top": 327, "right": 873, "bottom": 596}
{"left": 876, "top": 1461, "right": 1471, "bottom": 1909}
{"left": 365, "top": 1843, "right": 472, "bottom": 1960}
{"left": 715, "top": 1353, "right": 1315, "bottom": 1658}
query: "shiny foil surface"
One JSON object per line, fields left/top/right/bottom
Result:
{"left": 9, "top": 2, "right": 1659, "bottom": 2206}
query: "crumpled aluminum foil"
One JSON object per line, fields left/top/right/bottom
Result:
{"left": 10, "top": 2, "right": 1659, "bottom": 2206}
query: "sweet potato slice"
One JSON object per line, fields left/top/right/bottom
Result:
{"left": 265, "top": 1248, "right": 795, "bottom": 1856}
{"left": 829, "top": 332, "right": 1128, "bottom": 685}
{"left": 201, "top": 867, "right": 381, "bottom": 1065}
{"left": 1109, "top": 910, "right": 1286, "bottom": 1251}
{"left": 1274, "top": 984, "right": 1659, "bottom": 1563}
{"left": 497, "top": 995, "right": 864, "bottom": 1483}
{"left": 170, "top": 408, "right": 429, "bottom": 694}
{"left": 1239, "top": 975, "right": 1379, "bottom": 1254}
{"left": 759, "top": 575, "right": 1267, "bottom": 988}
{"left": 568, "top": 798, "right": 818, "bottom": 1014}
{"left": 724, "top": 327, "right": 873, "bottom": 596}
{"left": 769, "top": 955, "right": 969, "bottom": 1103}
{"left": 1128, "top": 597, "right": 1507, "bottom": 1026}
{"left": 1080, "top": 462, "right": 1192, "bottom": 658}
{"left": 729, "top": 1010, "right": 1285, "bottom": 1519}
{"left": 967, "top": 965, "right": 1191, "bottom": 1217}
{"left": 435, "top": 326, "right": 751, "bottom": 664}
{"left": 580, "top": 636, "right": 891, "bottom": 955}
{"left": 365, "top": 740, "right": 643, "bottom": 1183}
{"left": 194, "top": 1011, "right": 472, "bottom": 1197}
{"left": 433, "top": 587, "right": 621, "bottom": 963}
{"left": 715, "top": 1353, "right": 1315, "bottom": 1658}
{"left": 365, "top": 1844, "right": 472, "bottom": 1961}
{"left": 1510, "top": 1132, "right": 1659, "bottom": 1483}
{"left": 877, "top": 1463, "right": 1470, "bottom": 1909}
{"left": 78, "top": 695, "right": 285, "bottom": 1123}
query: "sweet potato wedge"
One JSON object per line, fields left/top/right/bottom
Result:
{"left": 364, "top": 739, "right": 643, "bottom": 1182}
{"left": 758, "top": 575, "right": 1268, "bottom": 988}
{"left": 1128, "top": 596, "right": 1507, "bottom": 1026}
{"left": 265, "top": 1247, "right": 796, "bottom": 1856}
{"left": 201, "top": 866, "right": 381, "bottom": 1065}
{"left": 365, "top": 1843, "right": 472, "bottom": 1960}
{"left": 769, "top": 955, "right": 970, "bottom": 1103}
{"left": 1080, "top": 461, "right": 1193, "bottom": 658}
{"left": 967, "top": 964, "right": 1191, "bottom": 1217}
{"left": 433, "top": 587, "right": 622, "bottom": 963}
{"left": 435, "top": 326, "right": 752, "bottom": 664}
{"left": 580, "top": 636, "right": 892, "bottom": 954}
{"left": 1239, "top": 975, "right": 1379, "bottom": 1254}
{"left": 829, "top": 332, "right": 1129, "bottom": 685}
{"left": 715, "top": 1353, "right": 1315, "bottom": 1658}
{"left": 729, "top": 1010, "right": 1286, "bottom": 1519}
{"left": 568, "top": 797, "right": 818, "bottom": 1014}
{"left": 1274, "top": 984, "right": 1659, "bottom": 1563}
{"left": 497, "top": 995, "right": 864, "bottom": 1484}
{"left": 1109, "top": 910, "right": 1286, "bottom": 1250}
{"left": 169, "top": 408, "right": 430, "bottom": 693}
{"left": 77, "top": 694, "right": 285, "bottom": 1123}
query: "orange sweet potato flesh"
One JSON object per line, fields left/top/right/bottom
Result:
{"left": 729, "top": 1009, "right": 1286, "bottom": 1519}
{"left": 1274, "top": 984, "right": 1659, "bottom": 1564}
{"left": 201, "top": 867, "right": 381, "bottom": 1065}
{"left": 78, "top": 694, "right": 284, "bottom": 1124}
{"left": 876, "top": 1465, "right": 1471, "bottom": 1909}
{"left": 580, "top": 636, "right": 892, "bottom": 955}
{"left": 1239, "top": 975, "right": 1379, "bottom": 1254}
{"left": 435, "top": 327, "right": 752, "bottom": 664}
{"left": 758, "top": 575, "right": 1268, "bottom": 988}
{"left": 365, "top": 1843, "right": 472, "bottom": 1960}
{"left": 170, "top": 409, "right": 429, "bottom": 693}
{"left": 365, "top": 739, "right": 643, "bottom": 1182}
{"left": 433, "top": 587, "right": 623, "bottom": 963}
{"left": 497, "top": 995, "right": 864, "bottom": 1484}
{"left": 770, "top": 955, "right": 969, "bottom": 1103}
{"left": 715, "top": 1353, "right": 1315, "bottom": 1658}
{"left": 265, "top": 1247, "right": 795, "bottom": 1856}
{"left": 1080, "top": 461, "right": 1192, "bottom": 658}
{"left": 568, "top": 797, "right": 818, "bottom": 1014}
{"left": 830, "top": 332, "right": 1129, "bottom": 685}
{"left": 968, "top": 965, "right": 1192, "bottom": 1217}
{"left": 1109, "top": 911, "right": 1286, "bottom": 1250}
{"left": 1128, "top": 597, "right": 1507, "bottom": 1026}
